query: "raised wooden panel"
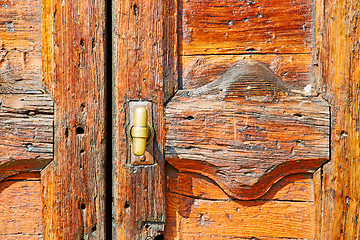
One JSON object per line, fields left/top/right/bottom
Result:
{"left": 166, "top": 61, "right": 329, "bottom": 200}
{"left": 181, "top": 54, "right": 314, "bottom": 94}
{"left": 180, "top": 0, "right": 314, "bottom": 55}
{"left": 166, "top": 165, "right": 314, "bottom": 202}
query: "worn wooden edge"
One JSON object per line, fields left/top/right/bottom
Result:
{"left": 167, "top": 157, "right": 328, "bottom": 200}
{"left": 180, "top": 54, "right": 315, "bottom": 95}
{"left": 166, "top": 163, "right": 315, "bottom": 202}
{"left": 0, "top": 158, "right": 52, "bottom": 182}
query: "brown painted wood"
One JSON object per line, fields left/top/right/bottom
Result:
{"left": 316, "top": 0, "right": 360, "bottom": 238}
{"left": 166, "top": 60, "right": 329, "bottom": 200}
{"left": 112, "top": 0, "right": 177, "bottom": 239}
{"left": 40, "top": 0, "right": 107, "bottom": 238}
{"left": 179, "top": 0, "right": 314, "bottom": 55}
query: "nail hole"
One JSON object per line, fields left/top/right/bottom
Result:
{"left": 245, "top": 48, "right": 256, "bottom": 52}
{"left": 80, "top": 38, "right": 85, "bottom": 50}
{"left": 80, "top": 203, "right": 86, "bottom": 210}
{"left": 76, "top": 127, "right": 85, "bottom": 135}
{"left": 92, "top": 38, "right": 96, "bottom": 50}
{"left": 124, "top": 201, "right": 130, "bottom": 209}
{"left": 80, "top": 149, "right": 85, "bottom": 154}
{"left": 184, "top": 116, "right": 194, "bottom": 120}
{"left": 27, "top": 110, "right": 36, "bottom": 116}
{"left": 65, "top": 128, "right": 69, "bottom": 138}
{"left": 80, "top": 103, "right": 86, "bottom": 111}
{"left": 340, "top": 130, "right": 348, "bottom": 139}
{"left": 154, "top": 234, "right": 164, "bottom": 240}
{"left": 26, "top": 143, "right": 33, "bottom": 151}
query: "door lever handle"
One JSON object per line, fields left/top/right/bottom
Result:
{"left": 128, "top": 107, "right": 154, "bottom": 156}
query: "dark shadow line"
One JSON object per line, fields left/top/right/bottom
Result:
{"left": 104, "top": 0, "right": 113, "bottom": 237}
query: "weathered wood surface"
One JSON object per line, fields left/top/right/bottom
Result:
{"left": 181, "top": 54, "right": 314, "bottom": 94}
{"left": 40, "top": 0, "right": 107, "bottom": 238}
{"left": 0, "top": 0, "right": 41, "bottom": 52}
{"left": 166, "top": 61, "right": 329, "bottom": 200}
{"left": 315, "top": 0, "right": 360, "bottom": 238}
{"left": 0, "top": 94, "right": 53, "bottom": 181}
{"left": 0, "top": 0, "right": 53, "bottom": 182}
{"left": 179, "top": 0, "right": 314, "bottom": 55}
{"left": 166, "top": 164, "right": 314, "bottom": 201}
{"left": 112, "top": 0, "right": 177, "bottom": 239}
{"left": 0, "top": 173, "right": 42, "bottom": 239}
{"left": 0, "top": 0, "right": 52, "bottom": 238}
{"left": 165, "top": 166, "right": 316, "bottom": 239}
{"left": 165, "top": 191, "right": 314, "bottom": 239}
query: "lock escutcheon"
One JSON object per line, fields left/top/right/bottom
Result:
{"left": 127, "top": 102, "right": 155, "bottom": 165}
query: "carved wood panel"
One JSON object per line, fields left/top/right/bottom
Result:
{"left": 166, "top": 61, "right": 329, "bottom": 200}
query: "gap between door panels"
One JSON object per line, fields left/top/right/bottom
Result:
{"left": 105, "top": 0, "right": 113, "bottom": 238}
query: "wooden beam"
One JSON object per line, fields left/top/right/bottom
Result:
{"left": 112, "top": 0, "right": 178, "bottom": 238}
{"left": 41, "top": 0, "right": 107, "bottom": 237}
{"left": 316, "top": 0, "right": 360, "bottom": 238}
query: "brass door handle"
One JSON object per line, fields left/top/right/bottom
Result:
{"left": 128, "top": 107, "right": 154, "bottom": 156}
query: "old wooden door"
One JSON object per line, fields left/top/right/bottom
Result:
{"left": 0, "top": 0, "right": 107, "bottom": 238}
{"left": 112, "top": 0, "right": 360, "bottom": 239}
{"left": 0, "top": 0, "right": 359, "bottom": 239}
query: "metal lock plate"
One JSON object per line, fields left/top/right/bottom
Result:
{"left": 128, "top": 101, "right": 154, "bottom": 165}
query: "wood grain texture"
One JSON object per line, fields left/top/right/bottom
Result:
{"left": 166, "top": 61, "right": 329, "bottom": 200}
{"left": 40, "top": 0, "right": 107, "bottom": 237}
{"left": 316, "top": 0, "right": 360, "bottom": 238}
{"left": 313, "top": 168, "right": 322, "bottom": 240}
{"left": 0, "top": 0, "right": 41, "bottom": 51}
{"left": 179, "top": 0, "right": 314, "bottom": 55}
{"left": 181, "top": 54, "right": 314, "bottom": 94}
{"left": 0, "top": 177, "right": 42, "bottom": 238}
{"left": 0, "top": 0, "right": 53, "bottom": 210}
{"left": 0, "top": 94, "right": 53, "bottom": 181}
{"left": 165, "top": 192, "right": 314, "bottom": 239}
{"left": 166, "top": 164, "right": 314, "bottom": 202}
{"left": 112, "top": 0, "right": 177, "bottom": 238}
{"left": 0, "top": 51, "right": 43, "bottom": 94}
